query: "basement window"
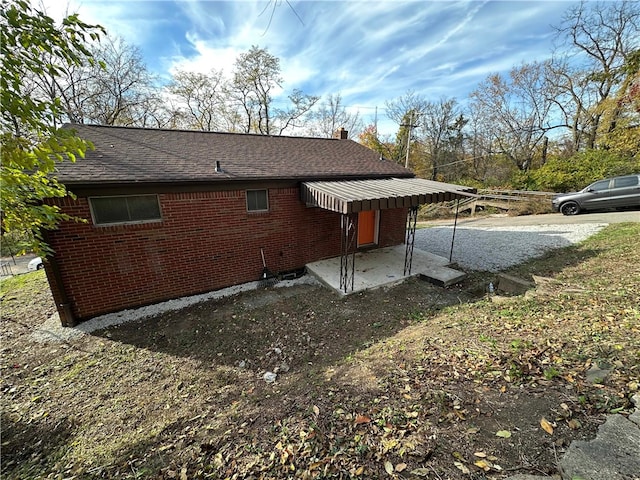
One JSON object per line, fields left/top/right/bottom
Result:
{"left": 89, "top": 195, "right": 162, "bottom": 225}
{"left": 246, "top": 189, "right": 269, "bottom": 212}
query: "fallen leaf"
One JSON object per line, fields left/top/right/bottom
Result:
{"left": 453, "top": 462, "right": 470, "bottom": 474}
{"left": 382, "top": 438, "right": 398, "bottom": 453}
{"left": 384, "top": 460, "right": 394, "bottom": 475}
{"left": 559, "top": 403, "right": 572, "bottom": 418}
{"left": 474, "top": 459, "right": 491, "bottom": 471}
{"left": 568, "top": 419, "right": 582, "bottom": 430}
{"left": 313, "top": 405, "right": 320, "bottom": 416}
{"left": 355, "top": 414, "right": 371, "bottom": 425}
{"left": 355, "top": 466, "right": 364, "bottom": 476}
{"left": 540, "top": 418, "right": 554, "bottom": 435}
{"left": 395, "top": 462, "right": 407, "bottom": 472}
{"left": 474, "top": 451, "right": 487, "bottom": 458}
{"left": 466, "top": 427, "right": 480, "bottom": 434}
{"left": 452, "top": 451, "right": 464, "bottom": 460}
{"left": 496, "top": 430, "right": 512, "bottom": 438}
{"left": 410, "top": 468, "right": 431, "bottom": 477}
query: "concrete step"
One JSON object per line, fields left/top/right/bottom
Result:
{"left": 418, "top": 265, "right": 467, "bottom": 287}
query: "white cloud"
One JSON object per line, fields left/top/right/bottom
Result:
{"left": 165, "top": 32, "right": 240, "bottom": 75}
{"left": 37, "top": 0, "right": 156, "bottom": 46}
{"left": 29, "top": 0, "right": 580, "bottom": 136}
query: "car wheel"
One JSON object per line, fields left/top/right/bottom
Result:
{"left": 560, "top": 201, "right": 580, "bottom": 216}
{"left": 36, "top": 263, "right": 44, "bottom": 270}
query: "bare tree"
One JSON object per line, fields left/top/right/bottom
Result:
{"left": 134, "top": 94, "right": 183, "bottom": 129}
{"left": 470, "top": 62, "right": 553, "bottom": 171}
{"left": 230, "top": 45, "right": 281, "bottom": 134}
{"left": 17, "top": 33, "right": 158, "bottom": 127}
{"left": 274, "top": 88, "right": 319, "bottom": 135}
{"left": 384, "top": 90, "right": 429, "bottom": 125}
{"left": 82, "top": 36, "right": 158, "bottom": 126}
{"left": 18, "top": 29, "right": 99, "bottom": 126}
{"left": 306, "top": 93, "right": 363, "bottom": 138}
{"left": 418, "top": 98, "right": 464, "bottom": 180}
{"left": 385, "top": 91, "right": 429, "bottom": 167}
{"left": 167, "top": 69, "right": 224, "bottom": 131}
{"left": 465, "top": 102, "right": 497, "bottom": 180}
{"left": 229, "top": 45, "right": 318, "bottom": 135}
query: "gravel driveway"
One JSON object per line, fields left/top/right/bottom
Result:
{"left": 414, "top": 222, "right": 607, "bottom": 272}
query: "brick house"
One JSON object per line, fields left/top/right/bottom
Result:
{"left": 44, "top": 125, "right": 473, "bottom": 326}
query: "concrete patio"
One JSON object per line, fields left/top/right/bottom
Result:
{"left": 305, "top": 244, "right": 467, "bottom": 295}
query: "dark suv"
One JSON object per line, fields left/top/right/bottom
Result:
{"left": 551, "top": 174, "right": 640, "bottom": 215}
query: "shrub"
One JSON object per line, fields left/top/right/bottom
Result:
{"left": 521, "top": 150, "right": 640, "bottom": 192}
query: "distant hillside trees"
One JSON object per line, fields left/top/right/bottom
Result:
{"left": 14, "top": 0, "right": 638, "bottom": 191}
{"left": 370, "top": 1, "right": 639, "bottom": 189}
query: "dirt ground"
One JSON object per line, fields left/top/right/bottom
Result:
{"left": 2, "top": 223, "right": 639, "bottom": 479}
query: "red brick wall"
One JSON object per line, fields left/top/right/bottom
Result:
{"left": 45, "top": 187, "right": 407, "bottom": 321}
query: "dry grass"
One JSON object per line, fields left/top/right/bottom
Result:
{"left": 507, "top": 199, "right": 554, "bottom": 216}
{"left": 1, "top": 223, "right": 638, "bottom": 479}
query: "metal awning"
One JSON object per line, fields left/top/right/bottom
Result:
{"left": 301, "top": 177, "right": 476, "bottom": 214}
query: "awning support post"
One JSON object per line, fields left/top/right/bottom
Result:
{"left": 404, "top": 206, "right": 418, "bottom": 275}
{"left": 339, "top": 213, "right": 357, "bottom": 293}
{"left": 449, "top": 198, "right": 461, "bottom": 262}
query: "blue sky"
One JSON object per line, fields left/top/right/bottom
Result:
{"left": 43, "top": 0, "right": 579, "bottom": 136}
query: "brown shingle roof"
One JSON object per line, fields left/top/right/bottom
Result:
{"left": 56, "top": 124, "right": 412, "bottom": 185}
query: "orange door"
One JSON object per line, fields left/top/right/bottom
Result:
{"left": 357, "top": 210, "right": 376, "bottom": 246}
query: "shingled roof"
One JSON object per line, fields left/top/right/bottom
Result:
{"left": 56, "top": 124, "right": 412, "bottom": 186}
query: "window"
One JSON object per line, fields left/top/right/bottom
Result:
{"left": 613, "top": 176, "right": 638, "bottom": 188}
{"left": 90, "top": 195, "right": 162, "bottom": 225}
{"left": 246, "top": 190, "right": 268, "bottom": 212}
{"left": 589, "top": 180, "right": 610, "bottom": 191}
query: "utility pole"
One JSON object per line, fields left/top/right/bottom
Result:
{"left": 374, "top": 106, "right": 378, "bottom": 137}
{"left": 401, "top": 111, "right": 417, "bottom": 169}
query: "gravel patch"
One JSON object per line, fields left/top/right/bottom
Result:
{"left": 415, "top": 223, "right": 607, "bottom": 272}
{"left": 30, "top": 275, "right": 320, "bottom": 343}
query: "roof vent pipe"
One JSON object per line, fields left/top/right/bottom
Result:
{"left": 215, "top": 160, "right": 221, "bottom": 173}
